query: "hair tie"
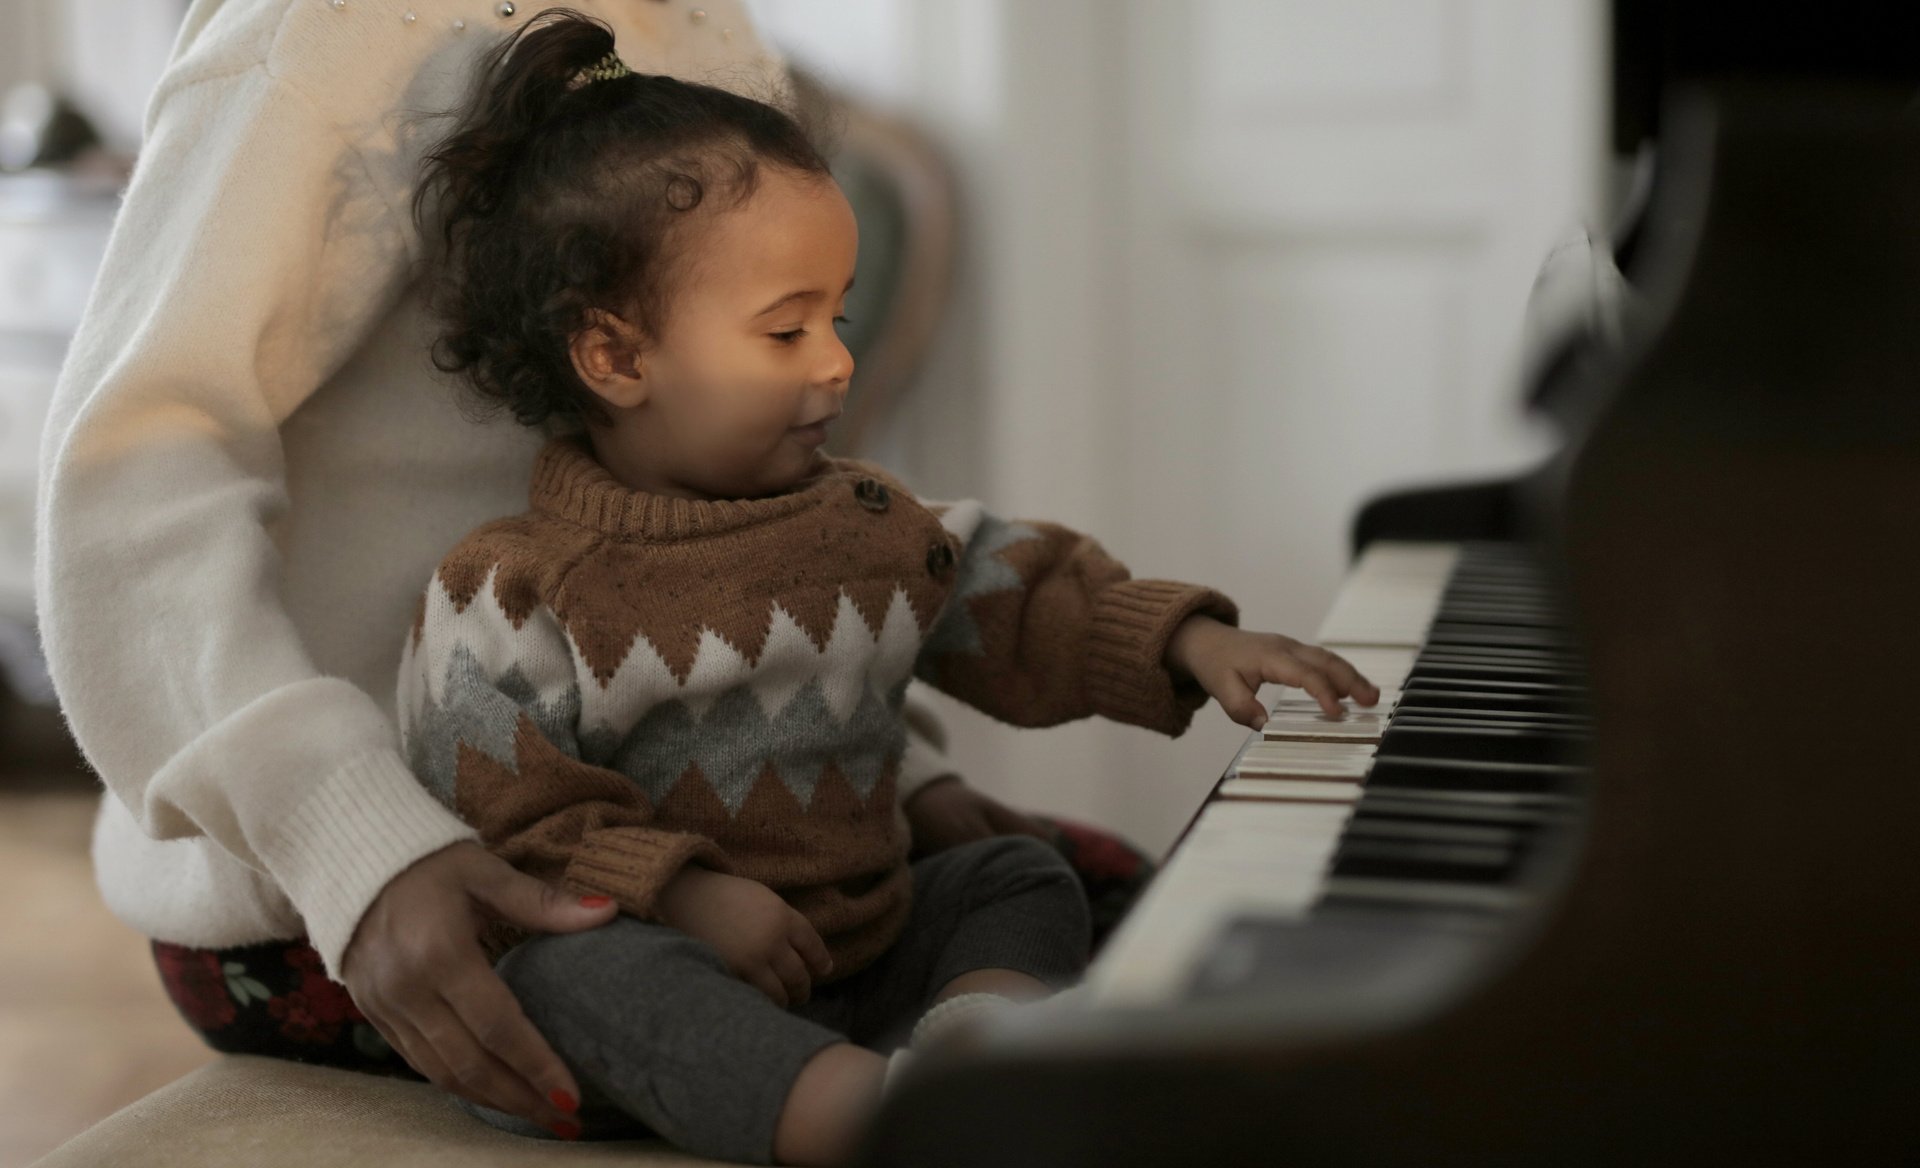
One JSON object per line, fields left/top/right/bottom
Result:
{"left": 571, "top": 51, "right": 632, "bottom": 89}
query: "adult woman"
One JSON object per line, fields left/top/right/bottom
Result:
{"left": 35, "top": 0, "right": 1033, "bottom": 1140}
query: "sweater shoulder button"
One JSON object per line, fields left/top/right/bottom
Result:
{"left": 925, "top": 540, "right": 957, "bottom": 578}
{"left": 853, "top": 477, "right": 891, "bottom": 512}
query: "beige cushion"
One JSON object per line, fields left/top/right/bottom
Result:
{"left": 33, "top": 1055, "right": 748, "bottom": 1167}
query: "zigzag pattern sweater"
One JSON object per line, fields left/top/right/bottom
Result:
{"left": 397, "top": 436, "right": 1239, "bottom": 977}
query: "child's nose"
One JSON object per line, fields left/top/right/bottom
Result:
{"left": 819, "top": 333, "right": 854, "bottom": 389}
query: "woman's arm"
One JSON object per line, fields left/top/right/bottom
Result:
{"left": 34, "top": 49, "right": 595, "bottom": 1134}
{"left": 36, "top": 60, "right": 473, "bottom": 979}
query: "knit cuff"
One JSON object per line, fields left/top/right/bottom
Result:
{"left": 1085, "top": 579, "right": 1240, "bottom": 736}
{"left": 267, "top": 748, "right": 482, "bottom": 982}
{"left": 564, "top": 827, "right": 731, "bottom": 921}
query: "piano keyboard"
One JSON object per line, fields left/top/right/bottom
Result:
{"left": 1083, "top": 541, "right": 1588, "bottom": 1008}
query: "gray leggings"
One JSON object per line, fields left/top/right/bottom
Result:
{"left": 461, "top": 836, "right": 1092, "bottom": 1163}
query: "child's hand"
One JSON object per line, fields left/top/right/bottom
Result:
{"left": 656, "top": 866, "right": 833, "bottom": 1007}
{"left": 905, "top": 776, "right": 1052, "bottom": 855}
{"left": 1165, "top": 614, "right": 1379, "bottom": 725}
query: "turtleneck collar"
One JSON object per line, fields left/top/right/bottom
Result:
{"left": 528, "top": 435, "right": 847, "bottom": 541}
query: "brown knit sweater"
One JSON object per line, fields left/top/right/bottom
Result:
{"left": 396, "top": 435, "right": 1239, "bottom": 978}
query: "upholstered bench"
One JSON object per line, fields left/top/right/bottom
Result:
{"left": 32, "top": 1055, "right": 746, "bottom": 1167}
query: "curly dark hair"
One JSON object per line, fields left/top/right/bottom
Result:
{"left": 412, "top": 9, "right": 834, "bottom": 429}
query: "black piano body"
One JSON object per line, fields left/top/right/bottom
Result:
{"left": 859, "top": 6, "right": 1920, "bottom": 1165}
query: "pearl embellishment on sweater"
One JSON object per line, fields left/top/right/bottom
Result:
{"left": 403, "top": 9, "right": 416, "bottom": 23}
{"left": 498, "top": 1, "right": 516, "bottom": 16}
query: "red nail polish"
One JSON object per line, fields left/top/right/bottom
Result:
{"left": 550, "top": 1088, "right": 579, "bottom": 1113}
{"left": 579, "top": 895, "right": 612, "bottom": 908}
{"left": 549, "top": 1119, "right": 582, "bottom": 1141}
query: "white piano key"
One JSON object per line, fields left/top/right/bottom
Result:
{"left": 1084, "top": 802, "right": 1349, "bottom": 1006}
{"left": 1260, "top": 707, "right": 1392, "bottom": 743}
{"left": 1231, "top": 740, "right": 1376, "bottom": 779}
{"left": 1316, "top": 646, "right": 1422, "bottom": 691}
{"left": 1271, "top": 688, "right": 1401, "bottom": 712}
{"left": 1314, "top": 542, "right": 1460, "bottom": 646}
{"left": 1218, "top": 777, "right": 1366, "bottom": 803}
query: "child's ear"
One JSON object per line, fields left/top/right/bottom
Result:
{"left": 570, "top": 309, "right": 649, "bottom": 408}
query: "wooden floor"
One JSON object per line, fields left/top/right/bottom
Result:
{"left": 0, "top": 703, "right": 216, "bottom": 1167}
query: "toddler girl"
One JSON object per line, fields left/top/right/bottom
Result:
{"left": 398, "top": 11, "right": 1376, "bottom": 1165}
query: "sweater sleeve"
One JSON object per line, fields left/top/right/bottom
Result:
{"left": 913, "top": 500, "right": 1241, "bottom": 736}
{"left": 33, "top": 66, "right": 477, "bottom": 980}
{"left": 399, "top": 564, "right": 728, "bottom": 921}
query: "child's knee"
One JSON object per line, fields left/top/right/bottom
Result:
{"left": 961, "top": 833, "right": 1080, "bottom": 888}
{"left": 952, "top": 836, "right": 1089, "bottom": 925}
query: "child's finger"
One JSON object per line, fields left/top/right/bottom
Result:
{"left": 748, "top": 965, "right": 790, "bottom": 1008}
{"left": 1296, "top": 645, "right": 1380, "bottom": 705}
{"left": 789, "top": 915, "right": 834, "bottom": 979}
{"left": 1212, "top": 670, "right": 1269, "bottom": 730}
{"left": 1264, "top": 656, "right": 1341, "bottom": 717}
{"left": 773, "top": 946, "right": 813, "bottom": 1006}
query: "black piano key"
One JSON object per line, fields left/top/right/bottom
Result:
{"left": 1418, "top": 640, "right": 1569, "bottom": 658}
{"left": 1420, "top": 640, "right": 1575, "bottom": 657}
{"left": 1365, "top": 755, "right": 1583, "bottom": 796}
{"left": 1431, "top": 605, "right": 1564, "bottom": 629}
{"left": 1328, "top": 842, "right": 1522, "bottom": 885}
{"left": 1390, "top": 708, "right": 1590, "bottom": 731}
{"left": 1426, "top": 625, "right": 1572, "bottom": 650}
{"left": 1405, "top": 662, "right": 1578, "bottom": 685}
{"left": 1397, "top": 676, "right": 1587, "bottom": 698}
{"left": 1353, "top": 792, "right": 1573, "bottom": 827}
{"left": 1379, "top": 725, "right": 1585, "bottom": 766}
{"left": 1342, "top": 817, "right": 1527, "bottom": 850}
{"left": 1397, "top": 687, "right": 1582, "bottom": 716}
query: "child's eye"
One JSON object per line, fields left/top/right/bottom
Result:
{"left": 771, "top": 317, "right": 850, "bottom": 345}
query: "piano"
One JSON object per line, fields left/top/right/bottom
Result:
{"left": 857, "top": 3, "right": 1920, "bottom": 1165}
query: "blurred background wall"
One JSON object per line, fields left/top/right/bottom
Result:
{"left": 0, "top": 0, "right": 1605, "bottom": 852}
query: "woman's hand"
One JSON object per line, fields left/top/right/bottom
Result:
{"left": 904, "top": 776, "right": 1051, "bottom": 855}
{"left": 656, "top": 867, "right": 834, "bottom": 1007}
{"left": 340, "top": 841, "right": 618, "bottom": 1138}
{"left": 1165, "top": 614, "right": 1380, "bottom": 725}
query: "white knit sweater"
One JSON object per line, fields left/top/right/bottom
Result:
{"left": 35, "top": 0, "right": 957, "bottom": 982}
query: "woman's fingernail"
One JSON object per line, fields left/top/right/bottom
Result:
{"left": 579, "top": 895, "right": 612, "bottom": 908}
{"left": 550, "top": 1088, "right": 579, "bottom": 1113}
{"left": 549, "top": 1119, "right": 582, "bottom": 1141}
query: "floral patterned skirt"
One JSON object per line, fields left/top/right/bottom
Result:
{"left": 150, "top": 935, "right": 420, "bottom": 1077}
{"left": 150, "top": 816, "right": 1156, "bottom": 1073}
